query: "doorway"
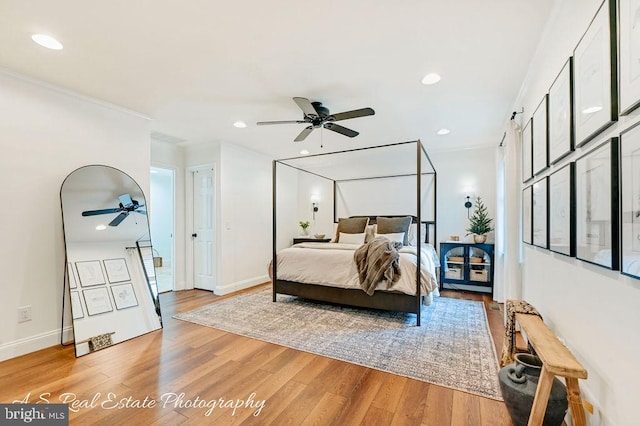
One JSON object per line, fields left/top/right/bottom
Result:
{"left": 150, "top": 166, "right": 175, "bottom": 293}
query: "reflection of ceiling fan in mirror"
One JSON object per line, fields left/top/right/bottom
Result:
{"left": 257, "top": 97, "right": 375, "bottom": 142}
{"left": 81, "top": 193, "right": 146, "bottom": 226}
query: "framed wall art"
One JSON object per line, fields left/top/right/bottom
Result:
{"left": 549, "top": 163, "right": 575, "bottom": 256}
{"left": 619, "top": 0, "right": 640, "bottom": 114}
{"left": 70, "top": 291, "right": 84, "bottom": 320}
{"left": 75, "top": 260, "right": 106, "bottom": 287}
{"left": 533, "top": 95, "right": 549, "bottom": 174}
{"left": 548, "top": 58, "right": 574, "bottom": 164}
{"left": 620, "top": 124, "right": 640, "bottom": 279}
{"left": 533, "top": 177, "right": 548, "bottom": 249}
{"left": 523, "top": 186, "right": 533, "bottom": 245}
{"left": 110, "top": 283, "right": 139, "bottom": 310}
{"left": 67, "top": 262, "right": 77, "bottom": 289}
{"left": 103, "top": 258, "right": 131, "bottom": 283}
{"left": 522, "top": 119, "right": 533, "bottom": 182}
{"left": 573, "top": 0, "right": 617, "bottom": 147}
{"left": 575, "top": 138, "right": 619, "bottom": 269}
{"left": 82, "top": 287, "right": 113, "bottom": 316}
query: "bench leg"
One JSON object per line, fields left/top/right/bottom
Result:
{"left": 566, "top": 377, "right": 586, "bottom": 426}
{"left": 527, "top": 365, "right": 554, "bottom": 426}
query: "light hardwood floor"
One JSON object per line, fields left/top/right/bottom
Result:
{"left": 0, "top": 287, "right": 512, "bottom": 425}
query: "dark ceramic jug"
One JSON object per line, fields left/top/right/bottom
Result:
{"left": 498, "top": 353, "right": 568, "bottom": 426}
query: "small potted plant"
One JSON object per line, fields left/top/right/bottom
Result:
{"left": 466, "top": 197, "right": 493, "bottom": 243}
{"left": 299, "top": 220, "right": 310, "bottom": 236}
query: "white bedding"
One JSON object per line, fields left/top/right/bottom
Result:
{"left": 272, "top": 242, "right": 440, "bottom": 298}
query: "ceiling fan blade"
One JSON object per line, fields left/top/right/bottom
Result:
{"left": 109, "top": 212, "right": 129, "bottom": 227}
{"left": 330, "top": 107, "right": 375, "bottom": 122}
{"left": 256, "top": 120, "right": 307, "bottom": 126}
{"left": 82, "top": 208, "right": 121, "bottom": 216}
{"left": 294, "top": 126, "right": 314, "bottom": 142}
{"left": 324, "top": 122, "right": 359, "bottom": 138}
{"left": 293, "top": 97, "right": 318, "bottom": 117}
{"left": 135, "top": 210, "right": 147, "bottom": 215}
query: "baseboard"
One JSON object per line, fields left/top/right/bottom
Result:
{"left": 214, "top": 275, "right": 270, "bottom": 296}
{"left": 0, "top": 326, "right": 74, "bottom": 362}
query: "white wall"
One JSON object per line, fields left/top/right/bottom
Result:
{"left": 513, "top": 1, "right": 640, "bottom": 424}
{"left": 0, "top": 70, "right": 151, "bottom": 361}
{"left": 430, "top": 146, "right": 498, "bottom": 249}
{"left": 296, "top": 171, "right": 334, "bottom": 238}
{"left": 218, "top": 143, "right": 272, "bottom": 294}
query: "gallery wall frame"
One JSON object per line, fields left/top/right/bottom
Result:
{"left": 522, "top": 119, "right": 533, "bottom": 183}
{"left": 533, "top": 177, "right": 549, "bottom": 249}
{"left": 110, "top": 283, "right": 139, "bottom": 310}
{"left": 575, "top": 137, "right": 619, "bottom": 270}
{"left": 82, "top": 287, "right": 113, "bottom": 316}
{"left": 533, "top": 95, "right": 549, "bottom": 175}
{"left": 70, "top": 291, "right": 84, "bottom": 320}
{"left": 67, "top": 262, "right": 77, "bottom": 289}
{"left": 523, "top": 186, "right": 533, "bottom": 245}
{"left": 103, "top": 258, "right": 131, "bottom": 284}
{"left": 619, "top": 0, "right": 640, "bottom": 114}
{"left": 548, "top": 58, "right": 574, "bottom": 164}
{"left": 573, "top": 0, "right": 617, "bottom": 147}
{"left": 549, "top": 163, "right": 575, "bottom": 256}
{"left": 75, "top": 260, "right": 106, "bottom": 287}
{"left": 620, "top": 123, "right": 640, "bottom": 279}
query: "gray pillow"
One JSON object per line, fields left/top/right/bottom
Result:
{"left": 376, "top": 216, "right": 412, "bottom": 245}
{"left": 334, "top": 217, "right": 370, "bottom": 242}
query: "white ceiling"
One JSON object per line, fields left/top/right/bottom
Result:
{"left": 0, "top": 0, "right": 554, "bottom": 159}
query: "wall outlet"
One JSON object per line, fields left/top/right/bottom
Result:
{"left": 18, "top": 306, "right": 32, "bottom": 323}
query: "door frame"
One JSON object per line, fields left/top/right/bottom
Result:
{"left": 150, "top": 163, "right": 176, "bottom": 292}
{"left": 185, "top": 164, "right": 217, "bottom": 291}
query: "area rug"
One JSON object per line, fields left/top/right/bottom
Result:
{"left": 174, "top": 288, "right": 502, "bottom": 400}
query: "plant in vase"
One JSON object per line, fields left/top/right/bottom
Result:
{"left": 466, "top": 197, "right": 493, "bottom": 243}
{"left": 299, "top": 221, "right": 310, "bottom": 236}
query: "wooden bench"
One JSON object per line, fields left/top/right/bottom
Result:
{"left": 515, "top": 313, "right": 588, "bottom": 426}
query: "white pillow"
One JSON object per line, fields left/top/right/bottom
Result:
{"left": 376, "top": 232, "right": 405, "bottom": 244}
{"left": 338, "top": 232, "right": 366, "bottom": 245}
{"left": 408, "top": 223, "right": 427, "bottom": 246}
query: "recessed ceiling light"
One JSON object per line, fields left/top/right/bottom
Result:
{"left": 300, "top": 150, "right": 309, "bottom": 155}
{"left": 582, "top": 106, "right": 603, "bottom": 114}
{"left": 96, "top": 224, "right": 107, "bottom": 231}
{"left": 437, "top": 128, "right": 451, "bottom": 135}
{"left": 31, "top": 34, "right": 63, "bottom": 50}
{"left": 421, "top": 73, "right": 441, "bottom": 85}
{"left": 233, "top": 121, "right": 247, "bottom": 128}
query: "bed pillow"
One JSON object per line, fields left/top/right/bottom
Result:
{"left": 408, "top": 223, "right": 428, "bottom": 246}
{"left": 364, "top": 224, "right": 377, "bottom": 242}
{"left": 376, "top": 216, "right": 412, "bottom": 245}
{"left": 375, "top": 232, "right": 405, "bottom": 244}
{"left": 333, "top": 217, "right": 369, "bottom": 242}
{"left": 339, "top": 232, "right": 366, "bottom": 245}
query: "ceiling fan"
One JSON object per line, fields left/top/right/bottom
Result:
{"left": 257, "top": 97, "right": 375, "bottom": 142}
{"left": 82, "top": 194, "right": 146, "bottom": 227}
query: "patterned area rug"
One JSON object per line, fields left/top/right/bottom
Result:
{"left": 174, "top": 288, "right": 502, "bottom": 400}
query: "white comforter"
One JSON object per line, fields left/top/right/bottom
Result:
{"left": 272, "top": 242, "right": 439, "bottom": 297}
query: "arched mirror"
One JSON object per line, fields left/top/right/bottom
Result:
{"left": 61, "top": 165, "right": 162, "bottom": 357}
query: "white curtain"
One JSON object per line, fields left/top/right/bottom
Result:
{"left": 493, "top": 120, "right": 522, "bottom": 302}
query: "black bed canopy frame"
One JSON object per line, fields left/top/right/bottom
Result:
{"left": 271, "top": 140, "right": 437, "bottom": 326}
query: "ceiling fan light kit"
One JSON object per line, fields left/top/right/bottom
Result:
{"left": 257, "top": 97, "right": 375, "bottom": 142}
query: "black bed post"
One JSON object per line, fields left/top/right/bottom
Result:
{"left": 272, "top": 160, "right": 277, "bottom": 302}
{"left": 416, "top": 140, "right": 422, "bottom": 327}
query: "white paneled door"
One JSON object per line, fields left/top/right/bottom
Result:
{"left": 193, "top": 167, "right": 215, "bottom": 291}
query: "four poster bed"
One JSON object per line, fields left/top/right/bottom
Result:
{"left": 271, "top": 140, "right": 438, "bottom": 326}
